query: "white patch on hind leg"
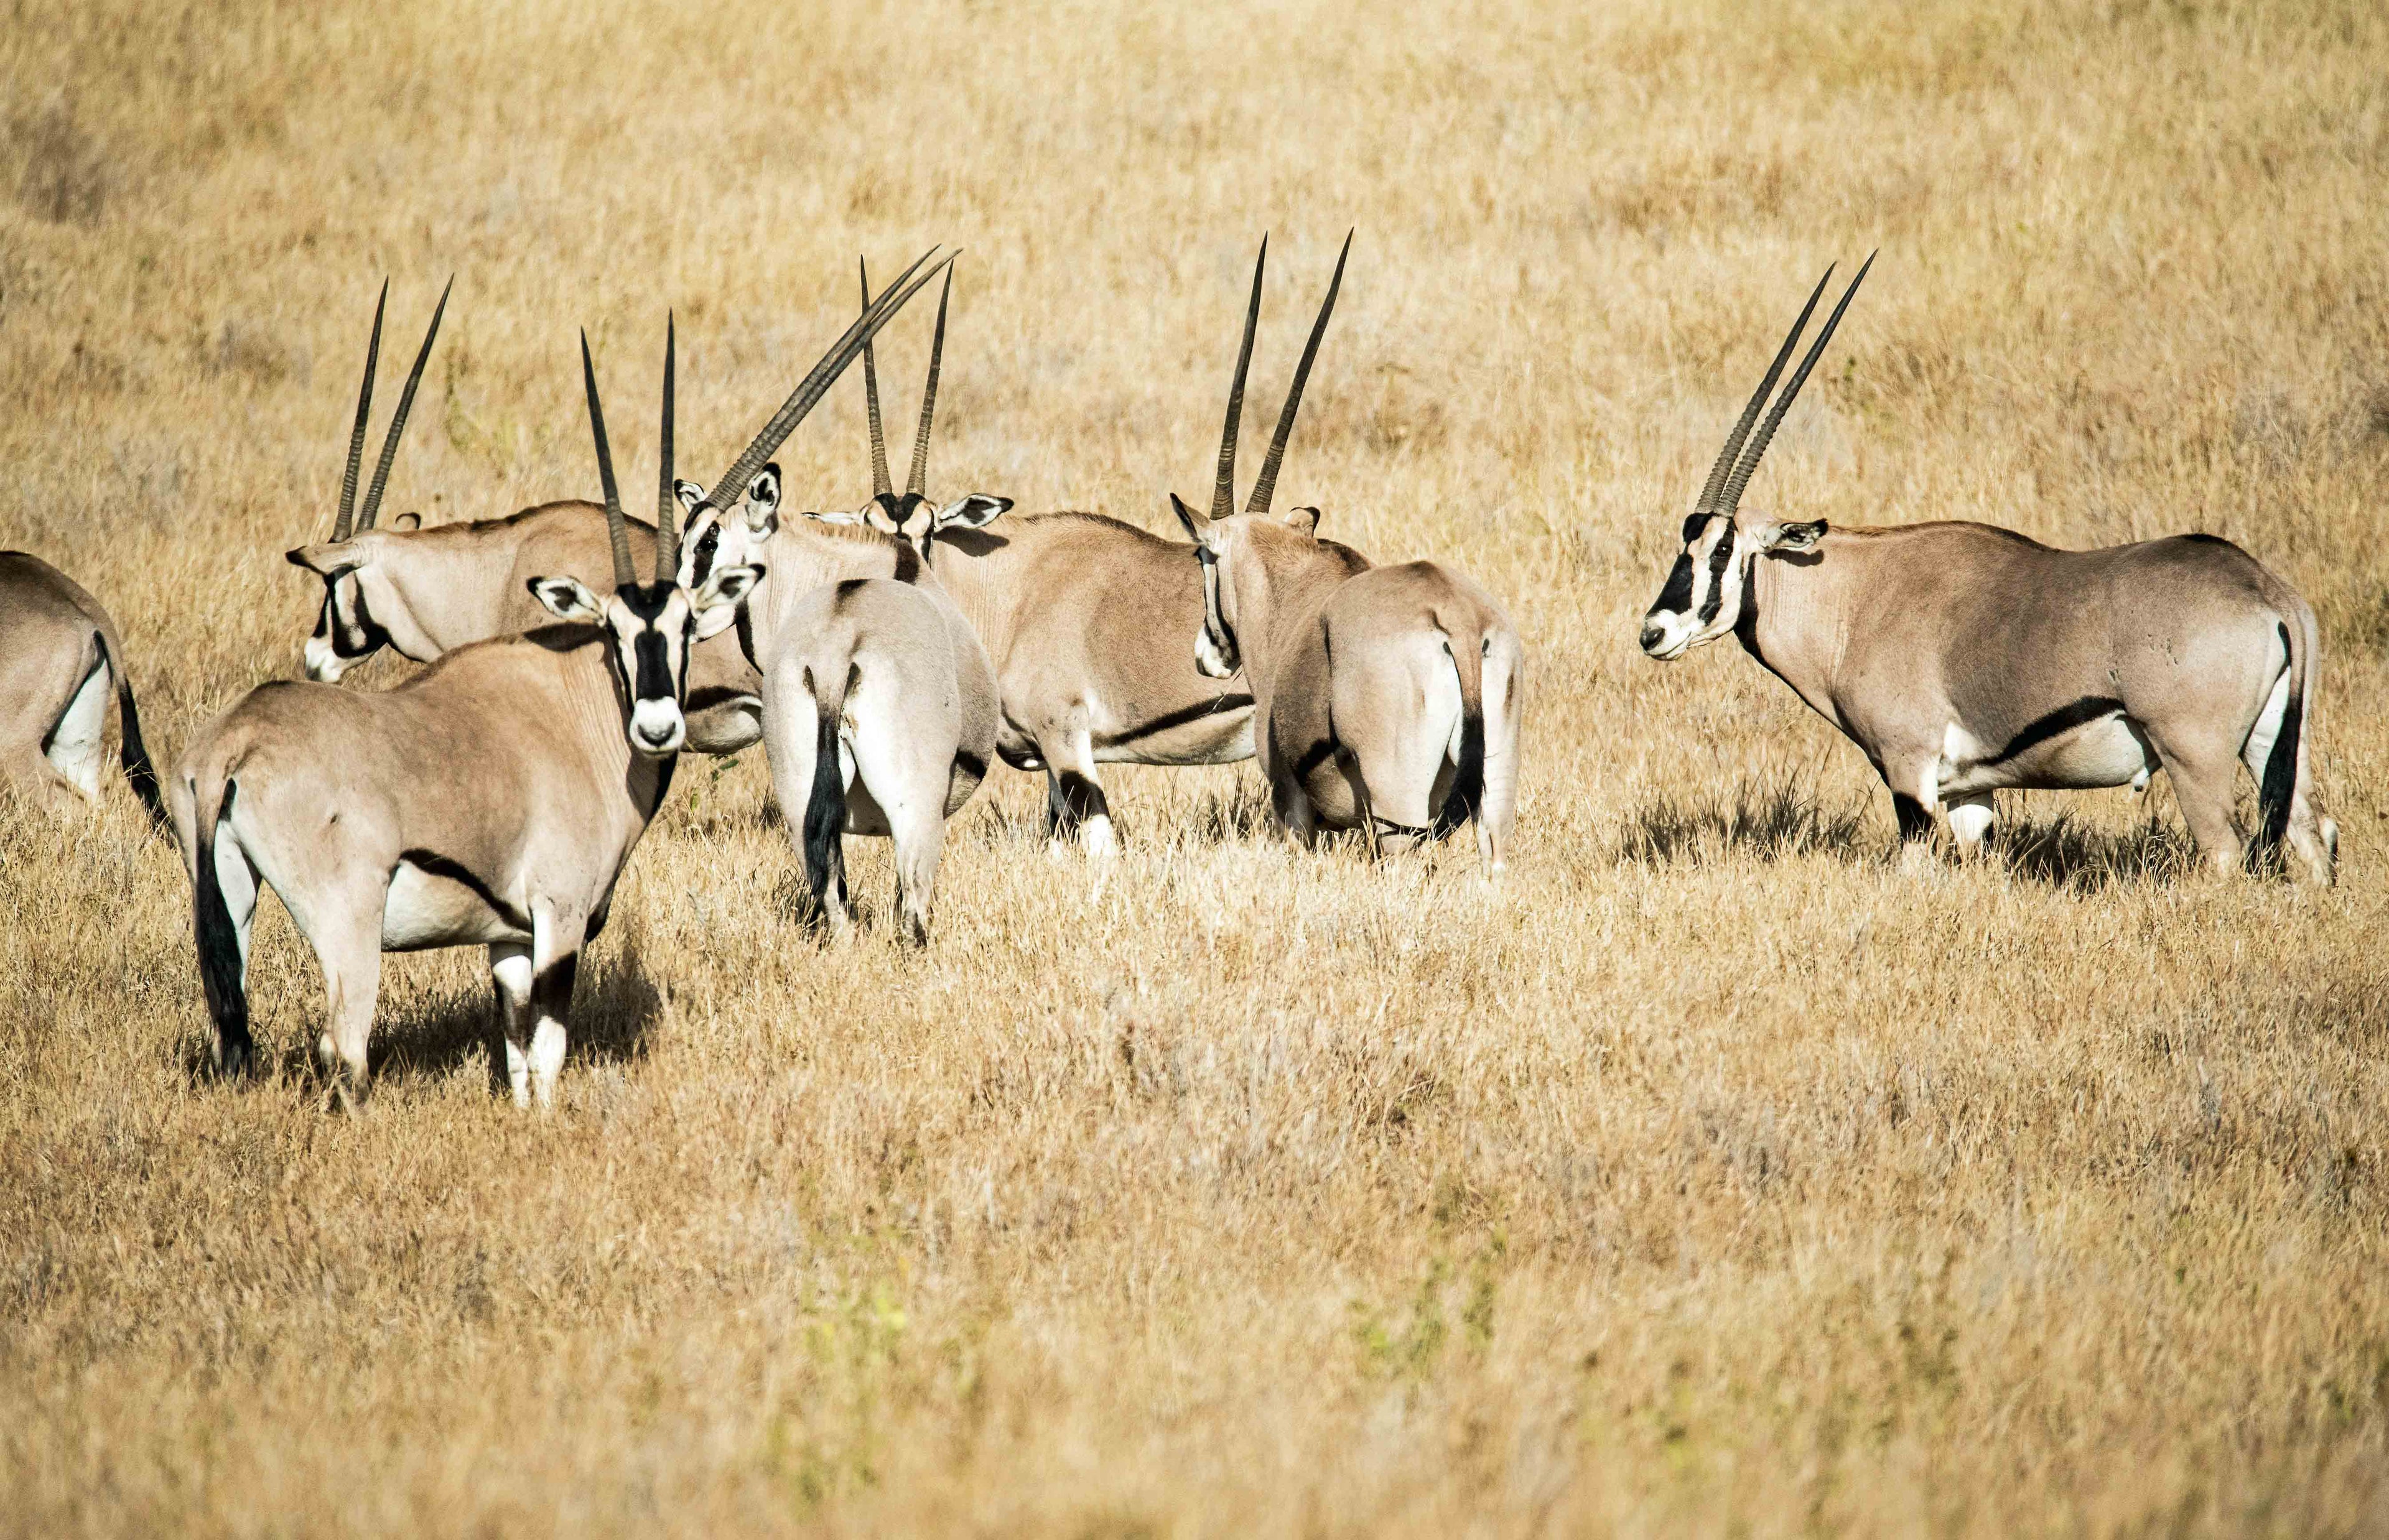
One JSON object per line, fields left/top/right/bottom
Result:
{"left": 44, "top": 653, "right": 110, "bottom": 799}
{"left": 2240, "top": 660, "right": 2294, "bottom": 781}
{"left": 1947, "top": 794, "right": 1995, "bottom": 854}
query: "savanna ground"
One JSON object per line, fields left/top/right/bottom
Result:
{"left": 5, "top": 0, "right": 2389, "bottom": 1531}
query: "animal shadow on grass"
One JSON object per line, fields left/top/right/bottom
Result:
{"left": 180, "top": 947, "right": 665, "bottom": 1098}
{"left": 1619, "top": 777, "right": 2198, "bottom": 892}
{"left": 1616, "top": 777, "right": 1874, "bottom": 868}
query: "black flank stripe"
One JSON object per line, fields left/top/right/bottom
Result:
{"left": 1100, "top": 692, "right": 1255, "bottom": 748}
{"left": 1986, "top": 696, "right": 2126, "bottom": 766}
{"left": 399, "top": 848, "right": 533, "bottom": 932}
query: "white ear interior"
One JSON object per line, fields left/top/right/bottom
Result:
{"left": 527, "top": 575, "right": 603, "bottom": 623}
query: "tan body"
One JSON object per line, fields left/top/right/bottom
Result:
{"left": 922, "top": 511, "right": 1255, "bottom": 850}
{"left": 169, "top": 628, "right": 677, "bottom": 1106}
{"left": 684, "top": 476, "right": 1000, "bottom": 943}
{"left": 1699, "top": 520, "right": 2334, "bottom": 878}
{"left": 1188, "top": 511, "right": 1523, "bottom": 866}
{"left": 0, "top": 552, "right": 164, "bottom": 822}
{"left": 292, "top": 501, "right": 763, "bottom": 752}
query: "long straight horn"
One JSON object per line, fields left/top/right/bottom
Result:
{"left": 655, "top": 313, "right": 677, "bottom": 584}
{"left": 1718, "top": 250, "right": 1875, "bottom": 517}
{"left": 581, "top": 330, "right": 635, "bottom": 590}
{"left": 1694, "top": 264, "right": 1833, "bottom": 518}
{"left": 860, "top": 257, "right": 893, "bottom": 499}
{"left": 330, "top": 280, "right": 388, "bottom": 542}
{"left": 1210, "top": 235, "right": 1268, "bottom": 524}
{"left": 1246, "top": 229, "right": 1349, "bottom": 515}
{"left": 704, "top": 246, "right": 954, "bottom": 514}
{"left": 905, "top": 267, "right": 951, "bottom": 498}
{"left": 355, "top": 275, "right": 453, "bottom": 531}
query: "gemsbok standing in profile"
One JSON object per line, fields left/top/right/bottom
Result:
{"left": 281, "top": 279, "right": 768, "bottom": 753}
{"left": 1169, "top": 236, "right": 1524, "bottom": 867}
{"left": 170, "top": 257, "right": 945, "bottom": 1106}
{"left": 677, "top": 265, "right": 999, "bottom": 945}
{"left": 1637, "top": 254, "right": 2336, "bottom": 883}
{"left": 0, "top": 552, "right": 167, "bottom": 825}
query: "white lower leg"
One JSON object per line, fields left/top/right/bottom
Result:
{"left": 528, "top": 1018, "right": 567, "bottom": 1110}
{"left": 1947, "top": 794, "right": 1995, "bottom": 856}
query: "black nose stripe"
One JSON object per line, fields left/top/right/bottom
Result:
{"left": 1651, "top": 553, "right": 1695, "bottom": 618}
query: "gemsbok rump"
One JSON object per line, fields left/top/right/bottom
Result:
{"left": 282, "top": 280, "right": 766, "bottom": 753}
{"left": 169, "top": 258, "right": 944, "bottom": 1105}
{"left": 1637, "top": 255, "right": 2336, "bottom": 883}
{"left": 0, "top": 551, "right": 167, "bottom": 825}
{"left": 679, "top": 265, "right": 999, "bottom": 944}
{"left": 1170, "top": 236, "right": 1523, "bottom": 866}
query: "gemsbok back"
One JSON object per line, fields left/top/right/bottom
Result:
{"left": 678, "top": 264, "right": 999, "bottom": 944}
{"left": 169, "top": 261, "right": 943, "bottom": 1106}
{"left": 0, "top": 551, "right": 167, "bottom": 825}
{"left": 1169, "top": 236, "right": 1524, "bottom": 866}
{"left": 282, "top": 279, "right": 766, "bottom": 753}
{"left": 1637, "top": 255, "right": 2336, "bottom": 883}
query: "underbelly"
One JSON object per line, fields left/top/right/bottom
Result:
{"left": 1092, "top": 709, "right": 1255, "bottom": 767}
{"left": 1939, "top": 711, "right": 2159, "bottom": 796}
{"left": 383, "top": 861, "right": 531, "bottom": 950}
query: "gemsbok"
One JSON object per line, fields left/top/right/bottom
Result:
{"left": 0, "top": 552, "right": 167, "bottom": 825}
{"left": 169, "top": 257, "right": 945, "bottom": 1106}
{"left": 1637, "top": 255, "right": 2336, "bottom": 883}
{"left": 1169, "top": 237, "right": 1523, "bottom": 866}
{"left": 678, "top": 266, "right": 999, "bottom": 945}
{"left": 282, "top": 280, "right": 766, "bottom": 753}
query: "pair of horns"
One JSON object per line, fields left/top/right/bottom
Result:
{"left": 860, "top": 257, "right": 951, "bottom": 501}
{"left": 1695, "top": 251, "right": 1876, "bottom": 521}
{"left": 577, "top": 246, "right": 957, "bottom": 590}
{"left": 1201, "top": 230, "right": 1353, "bottom": 524}
{"left": 575, "top": 316, "right": 677, "bottom": 591}
{"left": 333, "top": 276, "right": 454, "bottom": 541}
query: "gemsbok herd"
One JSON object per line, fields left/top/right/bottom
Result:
{"left": 1, "top": 239, "right": 2337, "bottom": 1109}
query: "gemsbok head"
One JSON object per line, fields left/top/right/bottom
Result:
{"left": 806, "top": 259, "right": 1011, "bottom": 558}
{"left": 1638, "top": 256, "right": 1871, "bottom": 663}
{"left": 286, "top": 278, "right": 452, "bottom": 682}
{"left": 525, "top": 321, "right": 760, "bottom": 758}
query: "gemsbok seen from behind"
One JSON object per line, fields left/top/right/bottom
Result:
{"left": 1170, "top": 235, "right": 1524, "bottom": 867}
{"left": 0, "top": 552, "right": 167, "bottom": 825}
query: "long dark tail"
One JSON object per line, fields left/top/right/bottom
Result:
{"left": 801, "top": 665, "right": 852, "bottom": 918}
{"left": 192, "top": 774, "right": 253, "bottom": 1075}
{"left": 1433, "top": 619, "right": 1486, "bottom": 840}
{"left": 93, "top": 633, "right": 167, "bottom": 831}
{"left": 2247, "top": 619, "right": 2302, "bottom": 872}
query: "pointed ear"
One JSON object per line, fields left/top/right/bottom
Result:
{"left": 691, "top": 564, "right": 763, "bottom": 639}
{"left": 1169, "top": 493, "right": 1212, "bottom": 547}
{"left": 525, "top": 575, "right": 603, "bottom": 623}
{"left": 1753, "top": 519, "right": 1828, "bottom": 554}
{"left": 674, "top": 478, "right": 707, "bottom": 513}
{"left": 1282, "top": 506, "right": 1321, "bottom": 536}
{"left": 933, "top": 493, "right": 1011, "bottom": 532}
{"left": 389, "top": 511, "right": 422, "bottom": 532}
{"left": 806, "top": 506, "right": 867, "bottom": 526}
{"left": 746, "top": 463, "right": 782, "bottom": 515}
{"left": 286, "top": 542, "right": 366, "bottom": 579}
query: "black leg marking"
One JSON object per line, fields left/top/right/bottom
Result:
{"left": 1056, "top": 770, "right": 1111, "bottom": 828}
{"left": 1892, "top": 793, "right": 1933, "bottom": 843}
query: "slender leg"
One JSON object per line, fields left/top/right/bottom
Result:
{"left": 1043, "top": 723, "right": 1115, "bottom": 857}
{"left": 1475, "top": 641, "right": 1522, "bottom": 876}
{"left": 488, "top": 941, "right": 533, "bottom": 1106}
{"left": 310, "top": 912, "right": 384, "bottom": 1110}
{"left": 1889, "top": 756, "right": 1942, "bottom": 876}
{"left": 2152, "top": 743, "right": 2246, "bottom": 877}
{"left": 1945, "top": 792, "right": 1996, "bottom": 860}
{"left": 525, "top": 909, "right": 582, "bottom": 1111}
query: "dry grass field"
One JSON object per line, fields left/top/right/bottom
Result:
{"left": 6, "top": 0, "right": 2389, "bottom": 1531}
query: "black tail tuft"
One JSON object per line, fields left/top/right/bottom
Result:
{"left": 193, "top": 778, "right": 254, "bottom": 1077}
{"left": 97, "top": 633, "right": 168, "bottom": 832}
{"left": 801, "top": 688, "right": 848, "bottom": 922}
{"left": 2250, "top": 623, "right": 2302, "bottom": 876}
{"left": 1433, "top": 710, "right": 1486, "bottom": 840}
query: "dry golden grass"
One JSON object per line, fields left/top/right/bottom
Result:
{"left": 6, "top": 0, "right": 2389, "bottom": 1531}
